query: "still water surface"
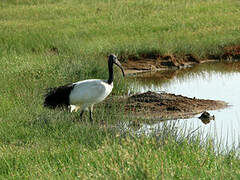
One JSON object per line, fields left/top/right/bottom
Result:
{"left": 130, "top": 62, "right": 240, "bottom": 149}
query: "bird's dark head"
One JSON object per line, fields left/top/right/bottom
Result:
{"left": 108, "top": 54, "right": 125, "bottom": 77}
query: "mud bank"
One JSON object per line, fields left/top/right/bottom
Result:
{"left": 121, "top": 45, "right": 240, "bottom": 75}
{"left": 124, "top": 91, "right": 227, "bottom": 120}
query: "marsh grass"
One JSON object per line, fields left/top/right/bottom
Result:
{"left": 1, "top": 0, "right": 240, "bottom": 178}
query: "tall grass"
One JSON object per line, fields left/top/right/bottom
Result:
{"left": 0, "top": 0, "right": 240, "bottom": 178}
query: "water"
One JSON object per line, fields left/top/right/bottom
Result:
{"left": 129, "top": 62, "right": 240, "bottom": 149}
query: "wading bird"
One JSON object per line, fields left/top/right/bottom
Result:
{"left": 44, "top": 54, "right": 125, "bottom": 122}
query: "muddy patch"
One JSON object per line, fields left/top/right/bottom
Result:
{"left": 124, "top": 91, "right": 227, "bottom": 120}
{"left": 223, "top": 45, "right": 240, "bottom": 59}
{"left": 121, "top": 45, "right": 240, "bottom": 75}
{"left": 122, "top": 54, "right": 214, "bottom": 75}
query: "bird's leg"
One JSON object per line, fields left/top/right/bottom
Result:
{"left": 80, "top": 110, "right": 84, "bottom": 121}
{"left": 89, "top": 105, "right": 94, "bottom": 122}
{"left": 89, "top": 110, "right": 93, "bottom": 122}
{"left": 79, "top": 104, "right": 89, "bottom": 121}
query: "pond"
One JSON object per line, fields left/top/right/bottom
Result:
{"left": 129, "top": 62, "right": 240, "bottom": 149}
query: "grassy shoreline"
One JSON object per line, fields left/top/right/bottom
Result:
{"left": 1, "top": 0, "right": 240, "bottom": 178}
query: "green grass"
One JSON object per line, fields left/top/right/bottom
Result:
{"left": 0, "top": 0, "right": 240, "bottom": 179}
{"left": 1, "top": 0, "right": 240, "bottom": 57}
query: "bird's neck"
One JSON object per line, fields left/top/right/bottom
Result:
{"left": 107, "top": 61, "right": 113, "bottom": 85}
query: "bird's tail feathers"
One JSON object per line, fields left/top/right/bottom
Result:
{"left": 44, "top": 84, "right": 75, "bottom": 109}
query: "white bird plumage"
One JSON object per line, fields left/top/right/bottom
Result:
{"left": 69, "top": 79, "right": 113, "bottom": 112}
{"left": 44, "top": 54, "right": 124, "bottom": 122}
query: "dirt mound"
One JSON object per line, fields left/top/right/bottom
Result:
{"left": 125, "top": 91, "right": 227, "bottom": 120}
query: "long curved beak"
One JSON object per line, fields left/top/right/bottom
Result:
{"left": 114, "top": 59, "right": 125, "bottom": 77}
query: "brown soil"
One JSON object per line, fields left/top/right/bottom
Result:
{"left": 121, "top": 45, "right": 240, "bottom": 75}
{"left": 124, "top": 91, "right": 227, "bottom": 120}
{"left": 116, "top": 46, "right": 238, "bottom": 120}
{"left": 223, "top": 45, "right": 240, "bottom": 59}
{"left": 122, "top": 54, "right": 214, "bottom": 75}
